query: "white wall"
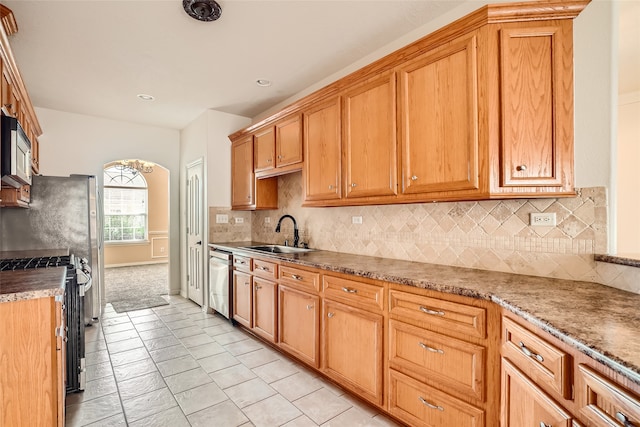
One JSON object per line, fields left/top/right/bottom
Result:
{"left": 616, "top": 91, "right": 640, "bottom": 255}
{"left": 206, "top": 111, "right": 251, "bottom": 207}
{"left": 34, "top": 107, "right": 181, "bottom": 293}
{"left": 179, "top": 109, "right": 250, "bottom": 298}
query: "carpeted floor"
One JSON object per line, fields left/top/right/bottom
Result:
{"left": 104, "top": 263, "right": 169, "bottom": 312}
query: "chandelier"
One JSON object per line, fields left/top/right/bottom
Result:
{"left": 119, "top": 159, "right": 154, "bottom": 173}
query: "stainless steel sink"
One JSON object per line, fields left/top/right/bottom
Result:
{"left": 244, "top": 245, "right": 315, "bottom": 254}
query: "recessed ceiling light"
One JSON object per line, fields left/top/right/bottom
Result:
{"left": 256, "top": 79, "right": 272, "bottom": 87}
{"left": 137, "top": 94, "right": 155, "bottom": 101}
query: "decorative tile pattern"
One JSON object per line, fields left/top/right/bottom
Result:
{"left": 211, "top": 173, "right": 634, "bottom": 293}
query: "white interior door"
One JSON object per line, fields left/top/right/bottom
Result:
{"left": 186, "top": 159, "right": 204, "bottom": 306}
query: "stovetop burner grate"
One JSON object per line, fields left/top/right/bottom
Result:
{"left": 0, "top": 255, "right": 73, "bottom": 271}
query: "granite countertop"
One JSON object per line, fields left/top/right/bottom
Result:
{"left": 0, "top": 267, "right": 67, "bottom": 302}
{"left": 211, "top": 241, "right": 640, "bottom": 386}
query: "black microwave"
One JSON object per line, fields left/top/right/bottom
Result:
{"left": 1, "top": 114, "right": 32, "bottom": 188}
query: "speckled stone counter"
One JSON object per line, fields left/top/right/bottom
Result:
{"left": 212, "top": 241, "right": 640, "bottom": 386}
{"left": 0, "top": 268, "right": 67, "bottom": 302}
{"left": 595, "top": 253, "right": 640, "bottom": 268}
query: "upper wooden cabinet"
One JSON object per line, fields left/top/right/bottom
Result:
{"left": 398, "top": 32, "right": 480, "bottom": 198}
{"left": 231, "top": 135, "right": 277, "bottom": 211}
{"left": 303, "top": 97, "right": 342, "bottom": 202}
{"left": 342, "top": 72, "right": 397, "bottom": 200}
{"left": 229, "top": 0, "right": 589, "bottom": 207}
{"left": 275, "top": 114, "right": 302, "bottom": 170}
{"left": 492, "top": 23, "right": 574, "bottom": 195}
{"left": 0, "top": 6, "right": 43, "bottom": 208}
{"left": 253, "top": 114, "right": 303, "bottom": 177}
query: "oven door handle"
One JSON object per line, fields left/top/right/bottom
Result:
{"left": 76, "top": 268, "right": 92, "bottom": 296}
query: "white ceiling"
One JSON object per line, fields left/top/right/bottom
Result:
{"left": 4, "top": 0, "right": 466, "bottom": 130}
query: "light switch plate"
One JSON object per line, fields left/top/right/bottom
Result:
{"left": 216, "top": 214, "right": 228, "bottom": 224}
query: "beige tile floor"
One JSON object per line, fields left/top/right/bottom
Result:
{"left": 66, "top": 295, "right": 402, "bottom": 426}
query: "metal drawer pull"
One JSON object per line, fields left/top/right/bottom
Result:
{"left": 615, "top": 411, "right": 635, "bottom": 427}
{"left": 237, "top": 260, "right": 246, "bottom": 265}
{"left": 539, "top": 423, "right": 550, "bottom": 427}
{"left": 418, "top": 397, "right": 444, "bottom": 411}
{"left": 258, "top": 266, "right": 271, "bottom": 271}
{"left": 518, "top": 341, "right": 544, "bottom": 363}
{"left": 291, "top": 274, "right": 303, "bottom": 281}
{"left": 255, "top": 285, "right": 262, "bottom": 290}
{"left": 244, "top": 282, "right": 250, "bottom": 286}
{"left": 419, "top": 342, "right": 444, "bottom": 354}
{"left": 342, "top": 287, "right": 358, "bottom": 294}
{"left": 419, "top": 306, "right": 445, "bottom": 316}
{"left": 327, "top": 312, "right": 335, "bottom": 318}
{"left": 306, "top": 304, "right": 314, "bottom": 310}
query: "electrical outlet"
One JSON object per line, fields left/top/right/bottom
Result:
{"left": 352, "top": 216, "right": 363, "bottom": 224}
{"left": 216, "top": 214, "right": 228, "bottom": 224}
{"left": 530, "top": 212, "right": 556, "bottom": 226}
{"left": 264, "top": 217, "right": 271, "bottom": 224}
{"left": 235, "top": 217, "right": 244, "bottom": 224}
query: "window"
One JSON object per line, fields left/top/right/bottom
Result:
{"left": 103, "top": 165, "right": 148, "bottom": 242}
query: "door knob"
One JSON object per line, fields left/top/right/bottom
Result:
{"left": 196, "top": 241, "right": 202, "bottom": 245}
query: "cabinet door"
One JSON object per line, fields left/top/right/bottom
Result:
{"left": 254, "top": 126, "right": 275, "bottom": 172}
{"left": 231, "top": 136, "right": 254, "bottom": 209}
{"left": 232, "top": 271, "right": 252, "bottom": 328}
{"left": 252, "top": 277, "right": 277, "bottom": 342}
{"left": 398, "top": 33, "right": 479, "bottom": 195}
{"left": 276, "top": 114, "right": 302, "bottom": 168}
{"left": 55, "top": 300, "right": 66, "bottom": 427}
{"left": 321, "top": 298, "right": 384, "bottom": 406}
{"left": 303, "top": 97, "right": 342, "bottom": 202}
{"left": 501, "top": 358, "right": 573, "bottom": 427}
{"left": 498, "top": 24, "right": 573, "bottom": 190}
{"left": 278, "top": 285, "right": 320, "bottom": 368}
{"left": 343, "top": 72, "right": 397, "bottom": 199}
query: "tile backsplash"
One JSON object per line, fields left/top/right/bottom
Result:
{"left": 210, "top": 172, "right": 640, "bottom": 294}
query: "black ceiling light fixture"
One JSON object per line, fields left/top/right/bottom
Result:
{"left": 183, "top": 0, "right": 222, "bottom": 22}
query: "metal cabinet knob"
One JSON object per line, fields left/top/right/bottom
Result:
{"left": 540, "top": 422, "right": 551, "bottom": 427}
{"left": 291, "top": 274, "right": 303, "bottom": 281}
{"left": 306, "top": 304, "right": 314, "bottom": 310}
{"left": 411, "top": 175, "right": 418, "bottom": 181}
{"left": 327, "top": 312, "right": 335, "bottom": 318}
{"left": 516, "top": 165, "right": 527, "bottom": 171}
{"left": 351, "top": 183, "right": 357, "bottom": 187}
{"left": 328, "top": 184, "right": 333, "bottom": 189}
{"left": 267, "top": 158, "right": 272, "bottom": 163}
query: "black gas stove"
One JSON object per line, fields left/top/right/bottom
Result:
{"left": 0, "top": 254, "right": 88, "bottom": 393}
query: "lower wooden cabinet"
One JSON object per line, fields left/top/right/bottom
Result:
{"left": 388, "top": 369, "right": 485, "bottom": 427}
{"left": 501, "top": 358, "right": 574, "bottom": 427}
{"left": 321, "top": 298, "right": 384, "bottom": 406}
{"left": 0, "top": 296, "right": 65, "bottom": 426}
{"left": 278, "top": 284, "right": 320, "bottom": 368}
{"left": 577, "top": 364, "right": 640, "bottom": 427}
{"left": 252, "top": 277, "right": 277, "bottom": 342}
{"left": 232, "top": 270, "right": 252, "bottom": 328}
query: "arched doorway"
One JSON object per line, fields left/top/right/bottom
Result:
{"left": 102, "top": 160, "right": 170, "bottom": 312}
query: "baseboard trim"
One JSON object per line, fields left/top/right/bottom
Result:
{"left": 105, "top": 261, "right": 169, "bottom": 268}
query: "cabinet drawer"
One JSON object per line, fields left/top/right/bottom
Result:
{"left": 323, "top": 275, "right": 384, "bottom": 311}
{"left": 279, "top": 265, "right": 319, "bottom": 292}
{"left": 389, "top": 320, "right": 485, "bottom": 400}
{"left": 233, "top": 255, "right": 252, "bottom": 272}
{"left": 389, "top": 290, "right": 486, "bottom": 339}
{"left": 253, "top": 259, "right": 277, "bottom": 280}
{"left": 388, "top": 369, "right": 485, "bottom": 427}
{"left": 577, "top": 364, "right": 640, "bottom": 427}
{"left": 501, "top": 358, "right": 573, "bottom": 427}
{"left": 502, "top": 316, "right": 571, "bottom": 399}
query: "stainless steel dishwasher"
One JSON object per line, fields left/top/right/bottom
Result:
{"left": 209, "top": 248, "right": 233, "bottom": 321}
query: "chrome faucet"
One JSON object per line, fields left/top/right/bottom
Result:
{"left": 275, "top": 214, "right": 299, "bottom": 248}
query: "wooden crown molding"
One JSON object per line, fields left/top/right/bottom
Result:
{"left": 0, "top": 5, "right": 18, "bottom": 36}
